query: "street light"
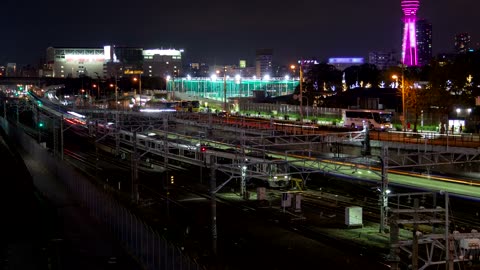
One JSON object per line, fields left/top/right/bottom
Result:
{"left": 392, "top": 73, "right": 406, "bottom": 132}
{"left": 133, "top": 76, "right": 142, "bottom": 96}
{"left": 291, "top": 63, "right": 304, "bottom": 121}
{"left": 92, "top": 83, "right": 100, "bottom": 100}
{"left": 223, "top": 66, "right": 227, "bottom": 113}
{"left": 284, "top": 75, "right": 289, "bottom": 96}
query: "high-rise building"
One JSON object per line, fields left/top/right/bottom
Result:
{"left": 368, "top": 51, "right": 398, "bottom": 70}
{"left": 45, "top": 46, "right": 183, "bottom": 79}
{"left": 188, "top": 63, "right": 209, "bottom": 77}
{"left": 239, "top": 60, "right": 246, "bottom": 69}
{"left": 6, "top": 63, "right": 17, "bottom": 77}
{"left": 416, "top": 19, "right": 432, "bottom": 66}
{"left": 455, "top": 33, "right": 471, "bottom": 54}
{"left": 142, "top": 49, "right": 183, "bottom": 78}
{"left": 255, "top": 49, "right": 273, "bottom": 78}
{"left": 46, "top": 47, "right": 109, "bottom": 78}
{"left": 401, "top": 0, "right": 420, "bottom": 66}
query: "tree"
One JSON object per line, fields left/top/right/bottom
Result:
{"left": 426, "top": 56, "right": 479, "bottom": 133}
{"left": 301, "top": 63, "right": 343, "bottom": 107}
{"left": 344, "top": 64, "right": 381, "bottom": 89}
{"left": 403, "top": 80, "right": 429, "bottom": 132}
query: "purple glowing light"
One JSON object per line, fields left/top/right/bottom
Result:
{"left": 401, "top": 0, "right": 420, "bottom": 66}
{"left": 401, "top": 0, "right": 420, "bottom": 15}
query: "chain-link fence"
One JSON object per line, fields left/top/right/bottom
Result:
{"left": 1, "top": 117, "right": 203, "bottom": 270}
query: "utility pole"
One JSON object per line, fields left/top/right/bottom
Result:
{"left": 114, "top": 73, "right": 118, "bottom": 110}
{"left": 379, "top": 147, "right": 389, "bottom": 233}
{"left": 131, "top": 131, "right": 139, "bottom": 203}
{"left": 163, "top": 117, "right": 169, "bottom": 178}
{"left": 139, "top": 74, "right": 142, "bottom": 96}
{"left": 36, "top": 106, "right": 41, "bottom": 143}
{"left": 60, "top": 115, "right": 64, "bottom": 160}
{"left": 223, "top": 66, "right": 227, "bottom": 113}
{"left": 210, "top": 155, "right": 217, "bottom": 256}
{"left": 445, "top": 192, "right": 453, "bottom": 270}
{"left": 299, "top": 61, "right": 304, "bottom": 121}
{"left": 412, "top": 199, "right": 419, "bottom": 270}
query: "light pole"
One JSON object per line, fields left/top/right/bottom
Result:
{"left": 223, "top": 66, "right": 227, "bottom": 113}
{"left": 133, "top": 75, "right": 142, "bottom": 95}
{"left": 291, "top": 64, "right": 304, "bottom": 121}
{"left": 467, "top": 108, "right": 472, "bottom": 129}
{"left": 392, "top": 73, "right": 406, "bottom": 132}
{"left": 299, "top": 64, "right": 304, "bottom": 121}
{"left": 93, "top": 83, "right": 101, "bottom": 100}
{"left": 166, "top": 75, "right": 171, "bottom": 92}
{"left": 303, "top": 95, "right": 309, "bottom": 120}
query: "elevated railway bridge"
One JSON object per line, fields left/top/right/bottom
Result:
{"left": 9, "top": 92, "right": 478, "bottom": 198}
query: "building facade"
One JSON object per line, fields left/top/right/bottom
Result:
{"left": 5, "top": 63, "right": 16, "bottom": 77}
{"left": 255, "top": 49, "right": 273, "bottom": 78}
{"left": 328, "top": 58, "right": 364, "bottom": 71}
{"left": 455, "top": 33, "right": 471, "bottom": 54}
{"left": 46, "top": 47, "right": 109, "bottom": 78}
{"left": 142, "top": 49, "right": 183, "bottom": 78}
{"left": 416, "top": 19, "right": 432, "bottom": 66}
{"left": 368, "top": 52, "right": 398, "bottom": 70}
{"left": 45, "top": 46, "right": 183, "bottom": 79}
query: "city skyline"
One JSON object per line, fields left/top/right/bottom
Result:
{"left": 2, "top": 0, "right": 479, "bottom": 66}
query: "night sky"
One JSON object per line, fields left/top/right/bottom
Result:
{"left": 2, "top": 0, "right": 478, "bottom": 66}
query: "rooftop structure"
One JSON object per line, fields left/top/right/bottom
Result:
{"left": 328, "top": 57, "right": 364, "bottom": 71}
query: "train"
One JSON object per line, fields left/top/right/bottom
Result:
{"left": 142, "top": 100, "right": 200, "bottom": 113}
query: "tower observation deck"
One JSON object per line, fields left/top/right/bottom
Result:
{"left": 401, "top": 0, "right": 420, "bottom": 66}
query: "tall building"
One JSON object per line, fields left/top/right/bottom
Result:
{"left": 46, "top": 47, "right": 109, "bottom": 78}
{"left": 455, "top": 33, "right": 471, "bottom": 54}
{"left": 255, "top": 49, "right": 273, "bottom": 78}
{"left": 416, "top": 19, "right": 432, "bottom": 66}
{"left": 368, "top": 51, "right": 398, "bottom": 70}
{"left": 401, "top": 0, "right": 420, "bottom": 66}
{"left": 142, "top": 49, "right": 183, "bottom": 78}
{"left": 45, "top": 46, "right": 183, "bottom": 79}
{"left": 5, "top": 63, "right": 16, "bottom": 77}
{"left": 188, "top": 63, "right": 209, "bottom": 77}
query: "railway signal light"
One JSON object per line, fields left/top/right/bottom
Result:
{"left": 170, "top": 175, "right": 174, "bottom": 184}
{"left": 38, "top": 122, "right": 44, "bottom": 128}
{"left": 200, "top": 146, "right": 207, "bottom": 152}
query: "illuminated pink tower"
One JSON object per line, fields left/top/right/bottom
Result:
{"left": 401, "top": 0, "right": 420, "bottom": 66}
